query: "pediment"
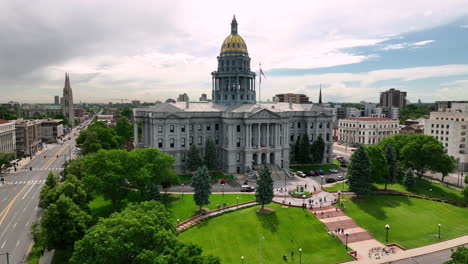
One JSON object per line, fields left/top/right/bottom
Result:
{"left": 165, "top": 114, "right": 181, "bottom": 119}
{"left": 248, "top": 109, "right": 281, "bottom": 119}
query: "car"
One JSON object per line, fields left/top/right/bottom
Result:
{"left": 296, "top": 171, "right": 306, "bottom": 178}
{"left": 306, "top": 171, "right": 315, "bottom": 176}
{"left": 220, "top": 178, "right": 226, "bottom": 184}
{"left": 319, "top": 169, "right": 325, "bottom": 175}
{"left": 325, "top": 178, "right": 337, "bottom": 183}
{"left": 240, "top": 185, "right": 255, "bottom": 192}
{"left": 329, "top": 169, "right": 338, "bottom": 173}
{"left": 337, "top": 175, "right": 344, "bottom": 180}
{"left": 314, "top": 170, "right": 320, "bottom": 175}
{"left": 340, "top": 163, "right": 347, "bottom": 168}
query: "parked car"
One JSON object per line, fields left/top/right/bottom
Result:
{"left": 220, "top": 178, "right": 226, "bottom": 184}
{"left": 329, "top": 169, "right": 338, "bottom": 173}
{"left": 306, "top": 171, "right": 315, "bottom": 176}
{"left": 340, "top": 163, "right": 348, "bottom": 168}
{"left": 337, "top": 175, "right": 344, "bottom": 180}
{"left": 296, "top": 171, "right": 306, "bottom": 178}
{"left": 319, "top": 169, "right": 325, "bottom": 175}
{"left": 325, "top": 178, "right": 337, "bottom": 183}
{"left": 240, "top": 185, "right": 255, "bottom": 192}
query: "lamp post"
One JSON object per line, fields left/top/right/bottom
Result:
{"left": 438, "top": 224, "right": 441, "bottom": 239}
{"left": 321, "top": 175, "right": 324, "bottom": 188}
{"left": 345, "top": 232, "right": 350, "bottom": 250}
{"left": 237, "top": 196, "right": 239, "bottom": 210}
{"left": 284, "top": 169, "right": 287, "bottom": 203}
{"left": 385, "top": 224, "right": 390, "bottom": 243}
{"left": 181, "top": 183, "right": 184, "bottom": 196}
{"left": 241, "top": 256, "right": 244, "bottom": 264}
{"left": 222, "top": 183, "right": 225, "bottom": 197}
{"left": 302, "top": 195, "right": 306, "bottom": 210}
{"left": 259, "top": 235, "right": 265, "bottom": 264}
{"left": 337, "top": 191, "right": 342, "bottom": 207}
{"left": 299, "top": 248, "right": 302, "bottom": 264}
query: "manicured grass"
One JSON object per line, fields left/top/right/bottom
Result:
{"left": 27, "top": 241, "right": 43, "bottom": 264}
{"left": 341, "top": 195, "right": 468, "bottom": 248}
{"left": 164, "top": 194, "right": 255, "bottom": 222}
{"left": 323, "top": 181, "right": 350, "bottom": 192}
{"left": 179, "top": 203, "right": 353, "bottom": 264}
{"left": 290, "top": 161, "right": 339, "bottom": 173}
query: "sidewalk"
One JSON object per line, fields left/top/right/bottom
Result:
{"left": 38, "top": 249, "right": 55, "bottom": 264}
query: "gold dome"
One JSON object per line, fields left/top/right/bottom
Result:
{"left": 220, "top": 34, "right": 248, "bottom": 56}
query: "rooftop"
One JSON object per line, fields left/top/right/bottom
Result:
{"left": 344, "top": 117, "right": 395, "bottom": 122}
{"left": 0, "top": 119, "right": 12, "bottom": 125}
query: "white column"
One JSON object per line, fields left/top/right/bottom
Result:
{"left": 258, "top": 123, "right": 261, "bottom": 148}
{"left": 133, "top": 120, "right": 139, "bottom": 147}
{"left": 266, "top": 123, "right": 270, "bottom": 148}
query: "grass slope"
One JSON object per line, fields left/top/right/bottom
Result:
{"left": 341, "top": 195, "right": 468, "bottom": 248}
{"left": 179, "top": 203, "right": 353, "bottom": 264}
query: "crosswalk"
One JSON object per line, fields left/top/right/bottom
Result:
{"left": 10, "top": 168, "right": 63, "bottom": 173}
{"left": 3, "top": 180, "right": 46, "bottom": 185}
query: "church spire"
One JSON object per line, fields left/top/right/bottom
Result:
{"left": 231, "top": 14, "right": 238, "bottom": 34}
{"left": 64, "top": 72, "right": 71, "bottom": 90}
{"left": 318, "top": 84, "right": 322, "bottom": 104}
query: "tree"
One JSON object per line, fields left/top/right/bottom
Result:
{"left": 120, "top": 107, "right": 133, "bottom": 119}
{"left": 292, "top": 136, "right": 301, "bottom": 163}
{"left": 403, "top": 168, "right": 416, "bottom": 189}
{"left": 311, "top": 136, "right": 325, "bottom": 164}
{"left": 255, "top": 166, "right": 274, "bottom": 209}
{"left": 347, "top": 146, "right": 371, "bottom": 194}
{"left": 41, "top": 195, "right": 91, "bottom": 250}
{"left": 365, "top": 145, "right": 388, "bottom": 184}
{"left": 148, "top": 182, "right": 161, "bottom": 202}
{"left": 443, "top": 246, "right": 468, "bottom": 264}
{"left": 40, "top": 174, "right": 90, "bottom": 211}
{"left": 400, "top": 135, "right": 447, "bottom": 177}
{"left": 74, "top": 118, "right": 81, "bottom": 126}
{"left": 76, "top": 121, "right": 124, "bottom": 155}
{"left": 464, "top": 175, "right": 468, "bottom": 185}
{"left": 71, "top": 201, "right": 177, "bottom": 264}
{"left": 29, "top": 221, "right": 42, "bottom": 253}
{"left": 203, "top": 137, "right": 217, "bottom": 171}
{"left": 0, "top": 152, "right": 15, "bottom": 176}
{"left": 297, "top": 134, "right": 311, "bottom": 164}
{"left": 187, "top": 144, "right": 202, "bottom": 171}
{"left": 135, "top": 243, "right": 221, "bottom": 264}
{"left": 462, "top": 186, "right": 468, "bottom": 202}
{"left": 115, "top": 117, "right": 133, "bottom": 142}
{"left": 61, "top": 157, "right": 85, "bottom": 180}
{"left": 192, "top": 166, "right": 211, "bottom": 211}
{"left": 435, "top": 155, "right": 457, "bottom": 183}
{"left": 384, "top": 144, "right": 397, "bottom": 190}
{"left": 39, "top": 172, "right": 59, "bottom": 209}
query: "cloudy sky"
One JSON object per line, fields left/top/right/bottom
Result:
{"left": 1, "top": 0, "right": 468, "bottom": 104}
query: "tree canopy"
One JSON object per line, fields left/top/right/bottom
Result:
{"left": 384, "top": 143, "right": 397, "bottom": 189}
{"left": 311, "top": 136, "right": 325, "bottom": 164}
{"left": 365, "top": 145, "right": 388, "bottom": 183}
{"left": 187, "top": 144, "right": 203, "bottom": 172}
{"left": 0, "top": 152, "right": 15, "bottom": 175}
{"left": 347, "top": 146, "right": 371, "bottom": 194}
{"left": 114, "top": 117, "right": 133, "bottom": 142}
{"left": 192, "top": 166, "right": 211, "bottom": 210}
{"left": 203, "top": 137, "right": 217, "bottom": 171}
{"left": 255, "top": 165, "right": 274, "bottom": 209}
{"left": 76, "top": 121, "right": 124, "bottom": 155}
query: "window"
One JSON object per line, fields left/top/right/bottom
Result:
{"left": 190, "top": 124, "right": 193, "bottom": 132}
{"left": 170, "top": 138, "right": 174, "bottom": 148}
{"left": 237, "top": 125, "right": 241, "bottom": 132}
{"left": 198, "top": 124, "right": 202, "bottom": 131}
{"left": 290, "top": 134, "right": 294, "bottom": 141}
{"left": 236, "top": 153, "right": 241, "bottom": 162}
{"left": 215, "top": 123, "right": 219, "bottom": 131}
{"left": 170, "top": 125, "right": 174, "bottom": 133}
{"left": 215, "top": 136, "right": 219, "bottom": 144}
{"left": 158, "top": 125, "right": 163, "bottom": 133}
{"left": 326, "top": 133, "right": 330, "bottom": 141}
{"left": 326, "top": 122, "right": 330, "bottom": 129}
{"left": 297, "top": 122, "right": 301, "bottom": 129}
{"left": 198, "top": 136, "right": 202, "bottom": 145}
{"left": 207, "top": 124, "right": 211, "bottom": 131}
{"left": 181, "top": 125, "right": 185, "bottom": 132}
{"left": 181, "top": 153, "right": 186, "bottom": 162}
{"left": 182, "top": 138, "right": 186, "bottom": 147}
{"left": 158, "top": 139, "right": 163, "bottom": 148}
{"left": 319, "top": 122, "right": 322, "bottom": 129}
{"left": 190, "top": 136, "right": 193, "bottom": 145}
{"left": 310, "top": 123, "right": 314, "bottom": 128}
{"left": 237, "top": 138, "right": 241, "bottom": 147}
{"left": 290, "top": 122, "right": 294, "bottom": 128}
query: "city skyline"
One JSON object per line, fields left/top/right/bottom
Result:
{"left": 1, "top": 0, "right": 468, "bottom": 104}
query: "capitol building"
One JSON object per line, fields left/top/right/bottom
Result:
{"left": 134, "top": 16, "right": 335, "bottom": 174}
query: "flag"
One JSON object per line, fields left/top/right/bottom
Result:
{"left": 259, "top": 67, "right": 266, "bottom": 84}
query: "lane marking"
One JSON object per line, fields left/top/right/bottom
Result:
{"left": 15, "top": 240, "right": 19, "bottom": 247}
{"left": 13, "top": 222, "right": 17, "bottom": 228}
{"left": 1, "top": 241, "right": 5, "bottom": 248}
{"left": 0, "top": 184, "right": 29, "bottom": 225}
{"left": 21, "top": 183, "right": 36, "bottom": 200}
{"left": 26, "top": 221, "right": 29, "bottom": 227}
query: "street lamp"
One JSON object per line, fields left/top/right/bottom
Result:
{"left": 385, "top": 224, "right": 390, "bottom": 243}
{"left": 321, "top": 175, "right": 324, "bottom": 188}
{"left": 337, "top": 191, "right": 342, "bottom": 207}
{"left": 259, "top": 235, "right": 265, "bottom": 264}
{"left": 299, "top": 248, "right": 302, "bottom": 264}
{"left": 438, "top": 224, "right": 441, "bottom": 239}
{"left": 302, "top": 195, "right": 306, "bottom": 210}
{"left": 345, "top": 232, "right": 350, "bottom": 250}
{"left": 237, "top": 196, "right": 239, "bottom": 210}
{"left": 222, "top": 183, "right": 225, "bottom": 197}
{"left": 176, "top": 218, "right": 180, "bottom": 226}
{"left": 181, "top": 183, "right": 184, "bottom": 196}
{"left": 241, "top": 256, "right": 244, "bottom": 264}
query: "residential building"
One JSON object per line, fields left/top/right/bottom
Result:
{"left": 54, "top": 96, "right": 60, "bottom": 105}
{"left": 20, "top": 104, "right": 63, "bottom": 117}
{"left": 400, "top": 119, "right": 425, "bottom": 135}
{"left": 380, "top": 88, "right": 407, "bottom": 109}
{"left": 40, "top": 118, "right": 64, "bottom": 141}
{"left": 134, "top": 16, "right": 335, "bottom": 174}
{"left": 62, "top": 73, "right": 75, "bottom": 127}
{"left": 0, "top": 120, "right": 16, "bottom": 155}
{"left": 199, "top": 93, "right": 209, "bottom": 102}
{"left": 177, "top": 93, "right": 189, "bottom": 102}
{"left": 166, "top": 98, "right": 176, "bottom": 103}
{"left": 15, "top": 119, "right": 42, "bottom": 157}
{"left": 435, "top": 101, "right": 468, "bottom": 112}
{"left": 274, "top": 93, "right": 310, "bottom": 104}
{"left": 132, "top": 100, "right": 141, "bottom": 106}
{"left": 337, "top": 117, "right": 399, "bottom": 145}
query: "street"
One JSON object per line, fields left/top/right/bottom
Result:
{"left": 0, "top": 129, "right": 79, "bottom": 264}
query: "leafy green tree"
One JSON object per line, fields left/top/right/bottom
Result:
{"left": 71, "top": 201, "right": 177, "bottom": 264}
{"left": 148, "top": 182, "right": 161, "bottom": 202}
{"left": 61, "top": 157, "right": 85, "bottom": 180}
{"left": 255, "top": 166, "right": 274, "bottom": 209}
{"left": 435, "top": 155, "right": 457, "bottom": 183}
{"left": 292, "top": 136, "right": 301, "bottom": 163}
{"left": 74, "top": 118, "right": 81, "bottom": 126}
{"left": 40, "top": 174, "right": 91, "bottom": 211}
{"left": 464, "top": 175, "right": 468, "bottom": 185}
{"left": 0, "top": 152, "right": 15, "bottom": 176}
{"left": 39, "top": 172, "right": 59, "bottom": 209}
{"left": 120, "top": 107, "right": 133, "bottom": 119}
{"left": 115, "top": 117, "right": 133, "bottom": 142}
{"left": 384, "top": 144, "right": 397, "bottom": 189}
{"left": 76, "top": 121, "right": 124, "bottom": 155}
{"left": 192, "top": 166, "right": 211, "bottom": 211}
{"left": 311, "top": 136, "right": 325, "bottom": 164}
{"left": 135, "top": 243, "right": 221, "bottom": 264}
{"left": 365, "top": 145, "right": 388, "bottom": 184}
{"left": 41, "top": 195, "right": 91, "bottom": 250}
{"left": 297, "top": 134, "right": 311, "bottom": 164}
{"left": 347, "top": 146, "right": 371, "bottom": 194}
{"left": 29, "top": 221, "right": 42, "bottom": 253}
{"left": 403, "top": 168, "right": 416, "bottom": 189}
{"left": 462, "top": 186, "right": 468, "bottom": 202}
{"left": 400, "top": 135, "right": 447, "bottom": 177}
{"left": 443, "top": 246, "right": 468, "bottom": 264}
{"left": 203, "top": 137, "right": 217, "bottom": 171}
{"left": 187, "top": 144, "right": 202, "bottom": 171}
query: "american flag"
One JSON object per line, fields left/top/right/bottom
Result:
{"left": 259, "top": 67, "right": 266, "bottom": 84}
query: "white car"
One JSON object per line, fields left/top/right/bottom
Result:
{"left": 296, "top": 171, "right": 306, "bottom": 178}
{"left": 329, "top": 169, "right": 338, "bottom": 173}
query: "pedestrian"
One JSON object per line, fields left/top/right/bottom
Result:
{"left": 308, "top": 199, "right": 311, "bottom": 204}
{"left": 291, "top": 250, "right": 294, "bottom": 258}
{"left": 324, "top": 197, "right": 327, "bottom": 202}
{"left": 305, "top": 184, "right": 307, "bottom": 189}
{"left": 289, "top": 201, "right": 291, "bottom": 205}
{"left": 314, "top": 186, "right": 316, "bottom": 191}
{"left": 321, "top": 211, "right": 323, "bottom": 216}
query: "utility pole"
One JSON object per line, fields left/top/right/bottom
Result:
{"left": 0, "top": 252, "right": 9, "bottom": 264}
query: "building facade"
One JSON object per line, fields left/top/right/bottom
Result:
{"left": 134, "top": 17, "right": 335, "bottom": 174}
{"left": 425, "top": 105, "right": 468, "bottom": 171}
{"left": 380, "top": 88, "right": 407, "bottom": 109}
{"left": 177, "top": 94, "right": 189, "bottom": 102}
{"left": 274, "top": 93, "right": 310, "bottom": 104}
{"left": 62, "top": 73, "right": 75, "bottom": 127}
{"left": 54, "top": 96, "right": 60, "bottom": 105}
{"left": 0, "top": 120, "right": 16, "bottom": 155}
{"left": 337, "top": 117, "right": 399, "bottom": 145}
{"left": 40, "top": 119, "right": 64, "bottom": 141}
{"left": 15, "top": 119, "right": 42, "bottom": 157}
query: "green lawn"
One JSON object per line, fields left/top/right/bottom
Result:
{"left": 341, "top": 195, "right": 468, "bottom": 248}
{"left": 164, "top": 194, "right": 255, "bottom": 222}
{"left": 89, "top": 191, "right": 147, "bottom": 219}
{"left": 323, "top": 181, "right": 350, "bottom": 192}
{"left": 179, "top": 203, "right": 353, "bottom": 264}
{"left": 290, "top": 160, "right": 339, "bottom": 173}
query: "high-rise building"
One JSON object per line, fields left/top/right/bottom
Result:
{"left": 62, "top": 73, "right": 75, "bottom": 127}
{"left": 15, "top": 119, "right": 42, "bottom": 157}
{"left": 54, "top": 96, "right": 60, "bottom": 105}
{"left": 380, "top": 88, "right": 407, "bottom": 109}
{"left": 199, "top": 93, "right": 209, "bottom": 101}
{"left": 177, "top": 93, "right": 189, "bottom": 102}
{"left": 274, "top": 93, "right": 310, "bottom": 104}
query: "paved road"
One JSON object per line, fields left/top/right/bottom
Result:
{"left": 384, "top": 245, "right": 467, "bottom": 264}
{"left": 0, "top": 129, "right": 80, "bottom": 264}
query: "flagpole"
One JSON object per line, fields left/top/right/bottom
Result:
{"left": 259, "top": 62, "right": 261, "bottom": 104}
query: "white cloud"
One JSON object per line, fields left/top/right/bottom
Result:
{"left": 381, "top": 39, "right": 435, "bottom": 50}
{"left": 412, "top": 40, "right": 435, "bottom": 46}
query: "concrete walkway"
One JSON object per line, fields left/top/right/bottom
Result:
{"left": 38, "top": 249, "right": 55, "bottom": 264}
